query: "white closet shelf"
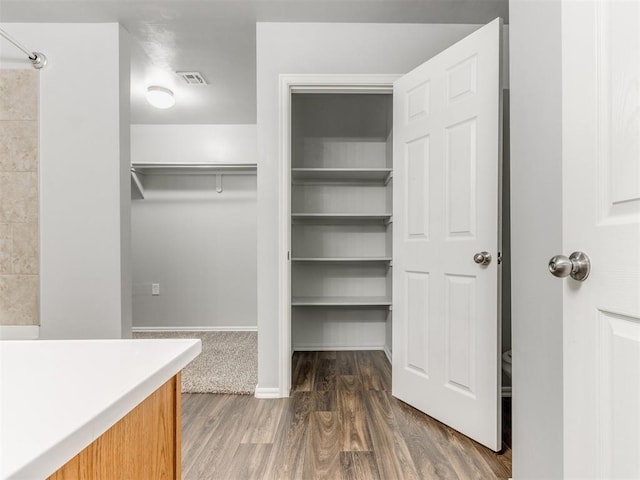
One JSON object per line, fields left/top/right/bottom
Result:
{"left": 291, "top": 213, "right": 392, "bottom": 224}
{"left": 131, "top": 162, "right": 257, "bottom": 176}
{"left": 291, "top": 296, "right": 392, "bottom": 307}
{"left": 292, "top": 257, "right": 392, "bottom": 263}
{"left": 291, "top": 168, "right": 392, "bottom": 183}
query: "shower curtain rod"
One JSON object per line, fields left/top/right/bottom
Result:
{"left": 0, "top": 27, "right": 47, "bottom": 69}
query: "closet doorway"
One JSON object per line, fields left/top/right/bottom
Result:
{"left": 279, "top": 19, "right": 504, "bottom": 451}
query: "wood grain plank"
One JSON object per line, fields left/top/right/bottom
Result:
{"left": 354, "top": 350, "right": 375, "bottom": 376}
{"left": 337, "top": 375, "right": 363, "bottom": 391}
{"left": 361, "top": 373, "right": 385, "bottom": 391}
{"left": 429, "top": 418, "right": 497, "bottom": 479}
{"left": 181, "top": 393, "right": 212, "bottom": 425}
{"left": 363, "top": 390, "right": 420, "bottom": 479}
{"left": 336, "top": 351, "right": 358, "bottom": 375}
{"left": 497, "top": 444, "right": 513, "bottom": 478}
{"left": 356, "top": 352, "right": 387, "bottom": 391}
{"left": 389, "top": 394, "right": 460, "bottom": 480}
{"left": 240, "top": 398, "right": 288, "bottom": 444}
{"left": 292, "top": 351, "right": 317, "bottom": 392}
{"left": 313, "top": 357, "right": 337, "bottom": 391}
{"left": 340, "top": 451, "right": 381, "bottom": 480}
{"left": 338, "top": 391, "right": 372, "bottom": 452}
{"left": 262, "top": 392, "right": 312, "bottom": 479}
{"left": 181, "top": 409, "right": 220, "bottom": 476}
{"left": 183, "top": 395, "right": 254, "bottom": 479}
{"left": 370, "top": 351, "right": 392, "bottom": 391}
{"left": 303, "top": 411, "right": 341, "bottom": 479}
{"left": 309, "top": 390, "right": 338, "bottom": 412}
{"left": 447, "top": 425, "right": 510, "bottom": 479}
{"left": 224, "top": 444, "right": 273, "bottom": 480}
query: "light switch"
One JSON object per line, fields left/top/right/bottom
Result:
{"left": 152, "top": 283, "right": 160, "bottom": 296}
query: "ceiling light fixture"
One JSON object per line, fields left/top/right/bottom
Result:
{"left": 146, "top": 86, "right": 175, "bottom": 109}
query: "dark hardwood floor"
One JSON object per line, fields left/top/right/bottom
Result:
{"left": 182, "top": 350, "right": 512, "bottom": 479}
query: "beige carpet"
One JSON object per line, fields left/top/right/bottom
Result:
{"left": 133, "top": 331, "right": 257, "bottom": 395}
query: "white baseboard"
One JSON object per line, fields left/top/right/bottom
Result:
{"left": 0, "top": 325, "right": 39, "bottom": 340}
{"left": 293, "top": 345, "right": 385, "bottom": 351}
{"left": 383, "top": 345, "right": 392, "bottom": 364}
{"left": 254, "top": 386, "right": 283, "bottom": 399}
{"left": 132, "top": 326, "right": 257, "bottom": 333}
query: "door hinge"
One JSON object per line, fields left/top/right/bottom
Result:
{"left": 497, "top": 251, "right": 502, "bottom": 264}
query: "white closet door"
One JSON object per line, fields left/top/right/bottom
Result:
{"left": 392, "top": 18, "right": 502, "bottom": 451}
{"left": 561, "top": 1, "right": 640, "bottom": 477}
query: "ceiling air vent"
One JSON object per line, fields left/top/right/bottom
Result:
{"left": 176, "top": 71, "right": 208, "bottom": 85}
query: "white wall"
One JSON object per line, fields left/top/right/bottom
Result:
{"left": 256, "top": 22, "right": 510, "bottom": 393}
{"left": 509, "top": 1, "right": 564, "bottom": 478}
{"left": 130, "top": 125, "right": 257, "bottom": 330}
{"left": 0, "top": 23, "right": 131, "bottom": 339}
{"left": 131, "top": 124, "right": 257, "bottom": 165}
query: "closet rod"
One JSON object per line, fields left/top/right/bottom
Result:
{"left": 130, "top": 163, "right": 257, "bottom": 178}
{"left": 131, "top": 162, "right": 256, "bottom": 170}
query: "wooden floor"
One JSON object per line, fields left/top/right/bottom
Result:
{"left": 182, "top": 351, "right": 512, "bottom": 479}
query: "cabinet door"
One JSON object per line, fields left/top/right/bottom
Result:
{"left": 392, "top": 18, "right": 502, "bottom": 451}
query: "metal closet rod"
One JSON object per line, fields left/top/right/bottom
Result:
{"left": 0, "top": 27, "right": 47, "bottom": 69}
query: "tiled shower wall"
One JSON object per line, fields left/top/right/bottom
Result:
{"left": 0, "top": 70, "right": 39, "bottom": 325}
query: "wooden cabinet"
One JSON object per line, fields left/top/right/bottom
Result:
{"left": 47, "top": 374, "right": 181, "bottom": 480}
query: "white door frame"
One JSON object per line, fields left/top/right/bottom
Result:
{"left": 277, "top": 74, "right": 400, "bottom": 396}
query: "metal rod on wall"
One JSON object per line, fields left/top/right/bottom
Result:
{"left": 0, "top": 27, "right": 47, "bottom": 69}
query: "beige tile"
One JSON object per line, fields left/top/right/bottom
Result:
{"left": 0, "top": 172, "right": 38, "bottom": 222}
{"left": 0, "top": 121, "right": 38, "bottom": 172}
{"left": 0, "top": 224, "right": 10, "bottom": 274}
{"left": 12, "top": 222, "right": 38, "bottom": 274}
{"left": 0, "top": 70, "right": 38, "bottom": 121}
{"left": 0, "top": 275, "right": 39, "bottom": 325}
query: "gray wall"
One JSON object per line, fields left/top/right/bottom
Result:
{"left": 256, "top": 22, "right": 491, "bottom": 392}
{"left": 131, "top": 174, "right": 257, "bottom": 329}
{"left": 509, "top": 1, "right": 564, "bottom": 477}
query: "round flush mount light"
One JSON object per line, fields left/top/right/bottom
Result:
{"left": 146, "top": 86, "right": 175, "bottom": 109}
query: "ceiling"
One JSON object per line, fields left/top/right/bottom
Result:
{"left": 0, "top": 0, "right": 508, "bottom": 125}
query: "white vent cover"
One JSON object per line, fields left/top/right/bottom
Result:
{"left": 176, "top": 71, "right": 208, "bottom": 85}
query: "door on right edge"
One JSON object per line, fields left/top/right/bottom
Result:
{"left": 392, "top": 19, "right": 502, "bottom": 451}
{"left": 562, "top": 1, "right": 640, "bottom": 477}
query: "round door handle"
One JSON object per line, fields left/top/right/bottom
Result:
{"left": 473, "top": 251, "right": 492, "bottom": 266}
{"left": 548, "top": 251, "right": 590, "bottom": 281}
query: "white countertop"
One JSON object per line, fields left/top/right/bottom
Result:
{"left": 0, "top": 339, "right": 201, "bottom": 480}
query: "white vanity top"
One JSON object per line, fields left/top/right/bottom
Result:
{"left": 0, "top": 339, "right": 201, "bottom": 480}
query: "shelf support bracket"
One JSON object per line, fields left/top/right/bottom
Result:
{"left": 130, "top": 169, "right": 145, "bottom": 199}
{"left": 216, "top": 173, "right": 223, "bottom": 193}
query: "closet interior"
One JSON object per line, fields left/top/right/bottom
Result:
{"left": 290, "top": 93, "right": 394, "bottom": 353}
{"left": 130, "top": 162, "right": 257, "bottom": 331}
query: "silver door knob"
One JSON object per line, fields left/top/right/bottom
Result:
{"left": 548, "top": 251, "right": 590, "bottom": 281}
{"left": 473, "top": 251, "right": 492, "bottom": 266}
